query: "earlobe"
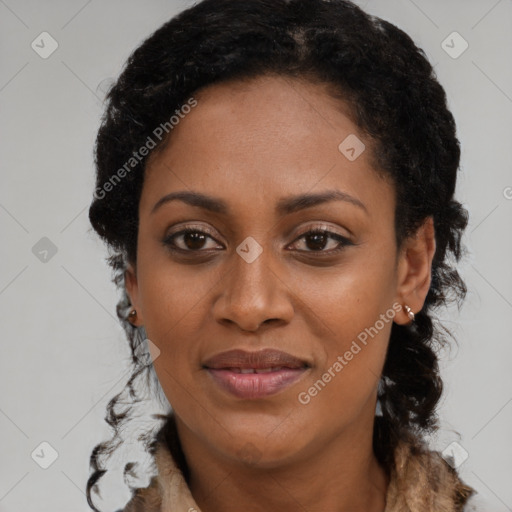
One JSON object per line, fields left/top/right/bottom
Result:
{"left": 394, "top": 216, "right": 436, "bottom": 325}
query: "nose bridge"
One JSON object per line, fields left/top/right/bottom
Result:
{"left": 213, "top": 237, "right": 293, "bottom": 330}
{"left": 230, "top": 237, "right": 275, "bottom": 305}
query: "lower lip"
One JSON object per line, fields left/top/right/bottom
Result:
{"left": 206, "top": 368, "right": 308, "bottom": 399}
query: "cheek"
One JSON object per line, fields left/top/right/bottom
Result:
{"left": 137, "top": 252, "right": 222, "bottom": 338}
{"left": 293, "top": 253, "right": 395, "bottom": 408}
{"left": 297, "top": 318, "right": 392, "bottom": 425}
{"left": 136, "top": 259, "right": 224, "bottom": 403}
{"left": 294, "top": 249, "right": 396, "bottom": 339}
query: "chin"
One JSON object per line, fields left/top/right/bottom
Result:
{"left": 214, "top": 422, "right": 310, "bottom": 469}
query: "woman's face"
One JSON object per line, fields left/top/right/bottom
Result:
{"left": 126, "top": 74, "right": 433, "bottom": 467}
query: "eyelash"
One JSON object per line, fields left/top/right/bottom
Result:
{"left": 162, "top": 225, "right": 353, "bottom": 255}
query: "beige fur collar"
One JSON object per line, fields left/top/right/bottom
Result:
{"left": 123, "top": 436, "right": 475, "bottom": 511}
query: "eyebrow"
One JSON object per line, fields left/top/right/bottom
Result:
{"left": 150, "top": 189, "right": 368, "bottom": 216}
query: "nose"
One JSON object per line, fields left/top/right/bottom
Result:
{"left": 212, "top": 245, "right": 294, "bottom": 332}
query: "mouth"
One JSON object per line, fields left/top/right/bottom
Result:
{"left": 219, "top": 366, "right": 295, "bottom": 374}
{"left": 203, "top": 349, "right": 311, "bottom": 399}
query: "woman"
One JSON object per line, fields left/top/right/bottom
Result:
{"left": 87, "top": 0, "right": 477, "bottom": 510}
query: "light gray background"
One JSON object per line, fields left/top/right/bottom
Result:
{"left": 1, "top": 0, "right": 511, "bottom": 511}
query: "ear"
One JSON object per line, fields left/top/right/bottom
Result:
{"left": 125, "top": 263, "right": 144, "bottom": 326}
{"left": 393, "top": 216, "right": 436, "bottom": 325}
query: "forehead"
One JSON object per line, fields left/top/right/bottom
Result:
{"left": 141, "top": 74, "right": 394, "bottom": 222}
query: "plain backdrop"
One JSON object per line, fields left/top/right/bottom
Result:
{"left": 1, "top": 0, "right": 511, "bottom": 511}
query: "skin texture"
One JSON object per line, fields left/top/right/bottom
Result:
{"left": 125, "top": 74, "right": 436, "bottom": 512}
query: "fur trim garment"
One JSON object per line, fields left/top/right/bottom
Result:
{"left": 121, "top": 433, "right": 477, "bottom": 512}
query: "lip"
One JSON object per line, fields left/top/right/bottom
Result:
{"left": 203, "top": 348, "right": 310, "bottom": 399}
{"left": 203, "top": 348, "right": 309, "bottom": 370}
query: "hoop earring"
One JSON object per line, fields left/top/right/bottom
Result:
{"left": 404, "top": 304, "right": 415, "bottom": 322}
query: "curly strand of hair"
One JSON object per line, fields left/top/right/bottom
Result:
{"left": 86, "top": 255, "right": 170, "bottom": 511}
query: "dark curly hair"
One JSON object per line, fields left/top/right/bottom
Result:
{"left": 86, "top": 0, "right": 470, "bottom": 509}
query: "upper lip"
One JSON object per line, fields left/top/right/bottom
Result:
{"left": 203, "top": 348, "right": 310, "bottom": 370}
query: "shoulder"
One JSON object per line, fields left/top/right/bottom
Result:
{"left": 118, "top": 432, "right": 194, "bottom": 512}
{"left": 385, "top": 436, "right": 476, "bottom": 512}
{"left": 119, "top": 476, "right": 162, "bottom": 512}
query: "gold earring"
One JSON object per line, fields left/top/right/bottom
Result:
{"left": 128, "top": 309, "right": 137, "bottom": 324}
{"left": 404, "top": 304, "right": 415, "bottom": 322}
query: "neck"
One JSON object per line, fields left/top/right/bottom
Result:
{"left": 172, "top": 406, "right": 389, "bottom": 512}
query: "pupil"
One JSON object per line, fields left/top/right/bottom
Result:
{"left": 307, "top": 233, "right": 327, "bottom": 251}
{"left": 185, "top": 232, "right": 206, "bottom": 250}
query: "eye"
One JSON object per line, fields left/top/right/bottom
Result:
{"left": 162, "top": 225, "right": 353, "bottom": 255}
{"left": 163, "top": 228, "right": 224, "bottom": 252}
{"left": 288, "top": 228, "right": 353, "bottom": 254}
